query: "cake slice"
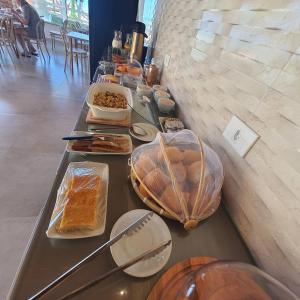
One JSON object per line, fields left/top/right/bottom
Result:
{"left": 58, "top": 174, "right": 102, "bottom": 232}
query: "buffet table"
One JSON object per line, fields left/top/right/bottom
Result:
{"left": 8, "top": 94, "right": 253, "bottom": 300}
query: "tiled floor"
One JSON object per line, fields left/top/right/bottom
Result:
{"left": 0, "top": 43, "right": 89, "bottom": 299}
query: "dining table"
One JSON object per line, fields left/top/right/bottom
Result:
{"left": 7, "top": 88, "right": 253, "bottom": 300}
{"left": 67, "top": 31, "right": 89, "bottom": 74}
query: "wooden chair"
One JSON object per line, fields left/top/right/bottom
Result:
{"left": 60, "top": 26, "right": 88, "bottom": 72}
{"left": 49, "top": 29, "right": 61, "bottom": 50}
{"left": 50, "top": 20, "right": 82, "bottom": 51}
{"left": 0, "top": 17, "right": 19, "bottom": 60}
{"left": 30, "top": 19, "right": 50, "bottom": 61}
{"left": 49, "top": 19, "right": 69, "bottom": 50}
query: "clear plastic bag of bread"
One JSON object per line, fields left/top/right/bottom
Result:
{"left": 131, "top": 129, "right": 224, "bottom": 230}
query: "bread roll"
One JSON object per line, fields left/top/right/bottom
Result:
{"left": 183, "top": 192, "right": 190, "bottom": 205}
{"left": 170, "top": 162, "right": 187, "bottom": 183}
{"left": 143, "top": 145, "right": 161, "bottom": 162}
{"left": 183, "top": 149, "right": 201, "bottom": 165}
{"left": 161, "top": 185, "right": 182, "bottom": 214}
{"left": 135, "top": 154, "right": 156, "bottom": 179}
{"left": 143, "top": 168, "right": 170, "bottom": 196}
{"left": 187, "top": 161, "right": 202, "bottom": 184}
{"left": 200, "top": 175, "right": 216, "bottom": 214}
{"left": 158, "top": 146, "right": 184, "bottom": 164}
{"left": 190, "top": 175, "right": 215, "bottom": 215}
{"left": 139, "top": 183, "right": 149, "bottom": 198}
{"left": 189, "top": 186, "right": 199, "bottom": 213}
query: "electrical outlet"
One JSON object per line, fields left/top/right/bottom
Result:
{"left": 223, "top": 116, "right": 259, "bottom": 157}
{"left": 164, "top": 54, "right": 171, "bottom": 67}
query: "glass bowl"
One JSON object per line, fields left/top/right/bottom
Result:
{"left": 160, "top": 261, "right": 299, "bottom": 300}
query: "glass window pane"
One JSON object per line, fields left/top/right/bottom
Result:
{"left": 138, "top": 0, "right": 157, "bottom": 45}
{"left": 27, "top": 0, "right": 88, "bottom": 26}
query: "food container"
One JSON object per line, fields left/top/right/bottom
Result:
{"left": 127, "top": 59, "right": 143, "bottom": 78}
{"left": 159, "top": 117, "right": 185, "bottom": 133}
{"left": 46, "top": 162, "right": 109, "bottom": 239}
{"left": 158, "top": 98, "right": 175, "bottom": 113}
{"left": 100, "top": 75, "right": 120, "bottom": 84}
{"left": 66, "top": 131, "right": 133, "bottom": 155}
{"left": 130, "top": 130, "right": 224, "bottom": 230}
{"left": 136, "top": 84, "right": 152, "bottom": 97}
{"left": 154, "top": 90, "right": 170, "bottom": 103}
{"left": 153, "top": 85, "right": 168, "bottom": 92}
{"left": 115, "top": 63, "right": 128, "bottom": 74}
{"left": 146, "top": 64, "right": 159, "bottom": 85}
{"left": 86, "top": 82, "right": 133, "bottom": 121}
{"left": 157, "top": 261, "right": 300, "bottom": 300}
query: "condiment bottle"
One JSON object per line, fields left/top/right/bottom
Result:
{"left": 112, "top": 30, "right": 122, "bottom": 49}
{"left": 124, "top": 33, "right": 132, "bottom": 51}
{"left": 146, "top": 64, "right": 158, "bottom": 86}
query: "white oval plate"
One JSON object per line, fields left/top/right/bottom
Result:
{"left": 129, "top": 123, "right": 159, "bottom": 142}
{"left": 110, "top": 209, "right": 172, "bottom": 277}
{"left": 66, "top": 131, "right": 133, "bottom": 155}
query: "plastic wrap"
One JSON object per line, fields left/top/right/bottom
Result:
{"left": 131, "top": 130, "right": 224, "bottom": 229}
{"left": 46, "top": 162, "right": 108, "bottom": 239}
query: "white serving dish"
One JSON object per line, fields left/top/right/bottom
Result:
{"left": 154, "top": 90, "right": 170, "bottom": 103}
{"left": 66, "top": 131, "right": 133, "bottom": 155}
{"left": 86, "top": 82, "right": 133, "bottom": 121}
{"left": 159, "top": 117, "right": 184, "bottom": 133}
{"left": 46, "top": 162, "right": 109, "bottom": 239}
{"left": 110, "top": 209, "right": 172, "bottom": 277}
{"left": 136, "top": 84, "right": 152, "bottom": 97}
{"left": 129, "top": 123, "right": 160, "bottom": 142}
{"left": 152, "top": 85, "right": 168, "bottom": 92}
{"left": 158, "top": 97, "right": 175, "bottom": 113}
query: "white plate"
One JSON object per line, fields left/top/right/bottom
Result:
{"left": 46, "top": 162, "right": 109, "bottom": 239}
{"left": 66, "top": 131, "right": 133, "bottom": 155}
{"left": 110, "top": 209, "right": 172, "bottom": 277}
{"left": 129, "top": 123, "right": 159, "bottom": 142}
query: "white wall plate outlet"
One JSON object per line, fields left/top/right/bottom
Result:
{"left": 223, "top": 116, "right": 259, "bottom": 157}
{"left": 164, "top": 54, "right": 171, "bottom": 67}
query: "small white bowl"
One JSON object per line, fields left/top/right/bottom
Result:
{"left": 153, "top": 85, "right": 168, "bottom": 92}
{"left": 154, "top": 90, "right": 170, "bottom": 103}
{"left": 158, "top": 98, "right": 175, "bottom": 113}
{"left": 136, "top": 84, "right": 152, "bottom": 97}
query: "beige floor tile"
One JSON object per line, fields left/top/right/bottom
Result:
{"left": 0, "top": 217, "right": 36, "bottom": 300}
{"left": 0, "top": 42, "right": 88, "bottom": 299}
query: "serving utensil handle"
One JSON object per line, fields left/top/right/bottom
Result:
{"left": 27, "top": 241, "right": 110, "bottom": 300}
{"left": 58, "top": 240, "right": 172, "bottom": 300}
{"left": 28, "top": 212, "right": 153, "bottom": 300}
{"left": 62, "top": 136, "right": 93, "bottom": 140}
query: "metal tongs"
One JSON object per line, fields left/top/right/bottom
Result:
{"left": 29, "top": 211, "right": 170, "bottom": 300}
{"left": 59, "top": 239, "right": 171, "bottom": 300}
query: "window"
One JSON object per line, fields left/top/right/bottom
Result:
{"left": 27, "top": 0, "right": 88, "bottom": 26}
{"left": 137, "top": 0, "right": 157, "bottom": 45}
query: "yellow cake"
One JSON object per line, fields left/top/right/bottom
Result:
{"left": 58, "top": 174, "right": 102, "bottom": 232}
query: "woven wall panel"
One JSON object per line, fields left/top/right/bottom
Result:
{"left": 154, "top": 0, "right": 300, "bottom": 294}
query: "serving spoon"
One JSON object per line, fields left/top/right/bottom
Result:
{"left": 130, "top": 124, "right": 148, "bottom": 136}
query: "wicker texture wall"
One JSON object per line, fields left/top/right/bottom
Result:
{"left": 154, "top": 0, "right": 300, "bottom": 294}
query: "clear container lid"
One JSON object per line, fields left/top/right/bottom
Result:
{"left": 126, "top": 58, "right": 143, "bottom": 78}
{"left": 161, "top": 261, "right": 299, "bottom": 300}
{"left": 131, "top": 130, "right": 224, "bottom": 229}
